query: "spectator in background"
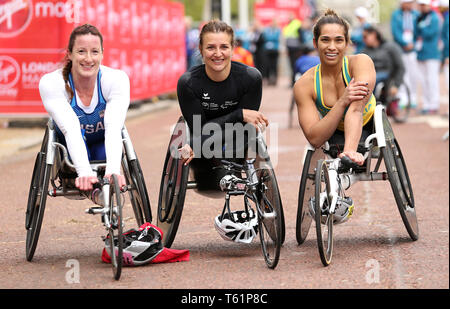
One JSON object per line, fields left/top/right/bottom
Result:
{"left": 232, "top": 38, "right": 255, "bottom": 67}
{"left": 294, "top": 45, "right": 320, "bottom": 77}
{"left": 415, "top": 0, "right": 442, "bottom": 114}
{"left": 248, "top": 22, "right": 265, "bottom": 76}
{"left": 262, "top": 20, "right": 281, "bottom": 86}
{"left": 391, "top": 0, "right": 421, "bottom": 108}
{"left": 185, "top": 17, "right": 202, "bottom": 70}
{"left": 362, "top": 26, "right": 405, "bottom": 101}
{"left": 440, "top": 0, "right": 449, "bottom": 96}
{"left": 288, "top": 45, "right": 320, "bottom": 128}
{"left": 298, "top": 15, "right": 317, "bottom": 49}
{"left": 283, "top": 13, "right": 303, "bottom": 86}
{"left": 351, "top": 6, "right": 371, "bottom": 54}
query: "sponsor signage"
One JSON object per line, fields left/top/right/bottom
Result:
{"left": 0, "top": 0, "right": 186, "bottom": 116}
{"left": 254, "top": 0, "right": 311, "bottom": 27}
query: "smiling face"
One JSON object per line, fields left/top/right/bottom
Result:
{"left": 314, "top": 23, "right": 348, "bottom": 66}
{"left": 200, "top": 31, "right": 233, "bottom": 80}
{"left": 68, "top": 33, "right": 103, "bottom": 80}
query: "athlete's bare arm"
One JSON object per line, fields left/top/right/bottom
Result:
{"left": 341, "top": 54, "right": 376, "bottom": 164}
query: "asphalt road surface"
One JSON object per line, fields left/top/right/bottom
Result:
{"left": 0, "top": 78, "right": 448, "bottom": 291}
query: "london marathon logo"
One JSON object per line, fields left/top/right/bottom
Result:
{"left": 0, "top": 0, "right": 33, "bottom": 38}
{"left": 0, "top": 55, "right": 20, "bottom": 89}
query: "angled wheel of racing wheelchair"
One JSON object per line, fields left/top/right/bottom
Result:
{"left": 25, "top": 126, "right": 52, "bottom": 262}
{"left": 157, "top": 117, "right": 190, "bottom": 248}
{"left": 296, "top": 146, "right": 325, "bottom": 245}
{"left": 121, "top": 128, "right": 152, "bottom": 226}
{"left": 379, "top": 107, "right": 418, "bottom": 240}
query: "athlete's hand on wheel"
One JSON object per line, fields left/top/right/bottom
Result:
{"left": 338, "top": 151, "right": 365, "bottom": 166}
{"left": 105, "top": 174, "right": 127, "bottom": 191}
{"left": 75, "top": 175, "right": 99, "bottom": 191}
{"left": 179, "top": 144, "right": 194, "bottom": 166}
{"left": 242, "top": 109, "right": 269, "bottom": 132}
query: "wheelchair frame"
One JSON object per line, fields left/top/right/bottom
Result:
{"left": 156, "top": 116, "right": 286, "bottom": 269}
{"left": 25, "top": 120, "right": 152, "bottom": 280}
{"left": 374, "top": 78, "right": 412, "bottom": 124}
{"left": 296, "top": 104, "right": 418, "bottom": 266}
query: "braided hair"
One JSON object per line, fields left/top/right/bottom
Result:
{"left": 62, "top": 24, "right": 103, "bottom": 101}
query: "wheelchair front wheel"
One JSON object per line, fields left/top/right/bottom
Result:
{"left": 122, "top": 157, "right": 152, "bottom": 225}
{"left": 107, "top": 174, "right": 124, "bottom": 280}
{"left": 255, "top": 165, "right": 283, "bottom": 269}
{"left": 381, "top": 115, "right": 418, "bottom": 240}
{"left": 314, "top": 159, "right": 333, "bottom": 266}
{"left": 295, "top": 149, "right": 318, "bottom": 245}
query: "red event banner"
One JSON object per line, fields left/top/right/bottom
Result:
{"left": 0, "top": 0, "right": 186, "bottom": 116}
{"left": 254, "top": 0, "right": 311, "bottom": 27}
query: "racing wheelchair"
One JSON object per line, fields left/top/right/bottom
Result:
{"left": 25, "top": 120, "right": 152, "bottom": 280}
{"left": 157, "top": 116, "right": 286, "bottom": 269}
{"left": 296, "top": 104, "right": 418, "bottom": 266}
{"left": 374, "top": 78, "right": 412, "bottom": 124}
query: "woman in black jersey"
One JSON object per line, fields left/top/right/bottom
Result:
{"left": 177, "top": 20, "right": 269, "bottom": 165}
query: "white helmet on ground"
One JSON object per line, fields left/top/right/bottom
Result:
{"left": 214, "top": 209, "right": 258, "bottom": 244}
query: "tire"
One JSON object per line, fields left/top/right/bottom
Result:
{"left": 296, "top": 149, "right": 320, "bottom": 245}
{"left": 255, "top": 165, "right": 283, "bottom": 269}
{"left": 122, "top": 156, "right": 152, "bottom": 226}
{"left": 26, "top": 129, "right": 51, "bottom": 262}
{"left": 254, "top": 136, "right": 286, "bottom": 245}
{"left": 381, "top": 111, "right": 419, "bottom": 240}
{"left": 314, "top": 159, "right": 333, "bottom": 266}
{"left": 157, "top": 117, "right": 189, "bottom": 248}
{"left": 108, "top": 174, "right": 124, "bottom": 280}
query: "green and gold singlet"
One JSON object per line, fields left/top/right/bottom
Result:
{"left": 314, "top": 56, "right": 375, "bottom": 131}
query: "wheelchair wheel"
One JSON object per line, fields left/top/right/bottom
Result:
{"left": 381, "top": 111, "right": 418, "bottom": 240}
{"left": 389, "top": 82, "right": 412, "bottom": 123}
{"left": 122, "top": 156, "right": 152, "bottom": 225}
{"left": 255, "top": 163, "right": 283, "bottom": 269}
{"left": 108, "top": 174, "right": 124, "bottom": 280}
{"left": 296, "top": 148, "right": 321, "bottom": 245}
{"left": 26, "top": 129, "right": 51, "bottom": 262}
{"left": 254, "top": 136, "right": 286, "bottom": 245}
{"left": 314, "top": 159, "right": 333, "bottom": 266}
{"left": 157, "top": 117, "right": 189, "bottom": 247}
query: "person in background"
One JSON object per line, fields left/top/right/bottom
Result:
{"left": 231, "top": 38, "right": 255, "bottom": 67}
{"left": 262, "top": 20, "right": 281, "bottom": 85}
{"left": 362, "top": 26, "right": 405, "bottom": 98}
{"left": 415, "top": 0, "right": 442, "bottom": 114}
{"left": 248, "top": 22, "right": 265, "bottom": 76}
{"left": 185, "top": 17, "right": 202, "bottom": 70}
{"left": 294, "top": 45, "right": 321, "bottom": 77}
{"left": 351, "top": 6, "right": 371, "bottom": 54}
{"left": 283, "top": 13, "right": 303, "bottom": 86}
{"left": 391, "top": 0, "right": 421, "bottom": 108}
{"left": 439, "top": 0, "right": 449, "bottom": 97}
{"left": 288, "top": 45, "right": 320, "bottom": 128}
